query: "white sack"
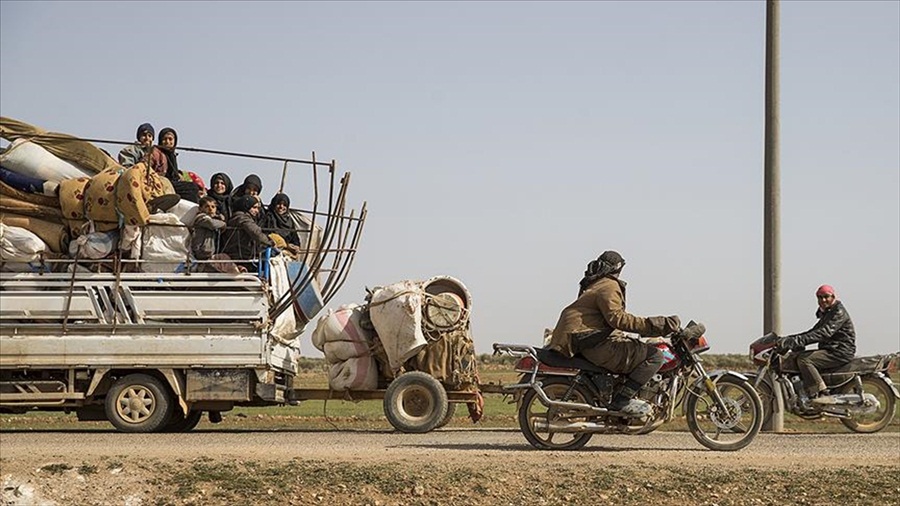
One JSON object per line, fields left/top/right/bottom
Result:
{"left": 68, "top": 230, "right": 118, "bottom": 259}
{"left": 119, "top": 225, "right": 142, "bottom": 254}
{"left": 328, "top": 356, "right": 378, "bottom": 391}
{"left": 368, "top": 280, "right": 428, "bottom": 373}
{"left": 311, "top": 303, "right": 371, "bottom": 352}
{"left": 0, "top": 138, "right": 93, "bottom": 182}
{"left": 138, "top": 213, "right": 189, "bottom": 272}
{"left": 168, "top": 199, "right": 199, "bottom": 226}
{"left": 0, "top": 222, "right": 47, "bottom": 263}
{"left": 323, "top": 340, "right": 371, "bottom": 364}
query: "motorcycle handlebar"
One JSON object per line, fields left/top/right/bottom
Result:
{"left": 678, "top": 321, "right": 706, "bottom": 341}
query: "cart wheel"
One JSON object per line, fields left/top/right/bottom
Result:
{"left": 383, "top": 371, "right": 448, "bottom": 433}
{"left": 105, "top": 374, "right": 173, "bottom": 433}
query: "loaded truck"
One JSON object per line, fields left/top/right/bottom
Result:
{"left": 0, "top": 118, "right": 367, "bottom": 431}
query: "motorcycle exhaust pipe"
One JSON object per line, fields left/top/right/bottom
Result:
{"left": 532, "top": 385, "right": 609, "bottom": 415}
{"left": 533, "top": 420, "right": 608, "bottom": 433}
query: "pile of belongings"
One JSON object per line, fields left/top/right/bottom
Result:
{"left": 0, "top": 117, "right": 193, "bottom": 272}
{"left": 312, "top": 276, "right": 483, "bottom": 420}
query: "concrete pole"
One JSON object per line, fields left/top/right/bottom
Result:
{"left": 762, "top": 0, "right": 785, "bottom": 433}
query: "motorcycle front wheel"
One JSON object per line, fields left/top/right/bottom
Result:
{"left": 518, "top": 377, "right": 594, "bottom": 451}
{"left": 685, "top": 375, "right": 763, "bottom": 451}
{"left": 839, "top": 376, "right": 896, "bottom": 433}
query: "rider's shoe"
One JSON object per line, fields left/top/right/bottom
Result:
{"left": 611, "top": 398, "right": 652, "bottom": 417}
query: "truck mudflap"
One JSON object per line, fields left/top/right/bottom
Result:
{"left": 255, "top": 383, "right": 286, "bottom": 403}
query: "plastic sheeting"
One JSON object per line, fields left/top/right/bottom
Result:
{"left": 0, "top": 139, "right": 93, "bottom": 182}
{"left": 268, "top": 255, "right": 302, "bottom": 343}
{"left": 0, "top": 116, "right": 118, "bottom": 174}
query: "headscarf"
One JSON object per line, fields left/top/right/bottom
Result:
{"left": 157, "top": 127, "right": 179, "bottom": 181}
{"left": 232, "top": 194, "right": 259, "bottom": 214}
{"left": 136, "top": 123, "right": 154, "bottom": 140}
{"left": 578, "top": 250, "right": 626, "bottom": 295}
{"left": 263, "top": 192, "right": 299, "bottom": 245}
{"left": 816, "top": 284, "right": 836, "bottom": 297}
{"left": 208, "top": 172, "right": 234, "bottom": 218}
{"left": 231, "top": 174, "right": 263, "bottom": 199}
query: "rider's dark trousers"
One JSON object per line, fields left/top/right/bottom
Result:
{"left": 581, "top": 334, "right": 665, "bottom": 386}
{"left": 784, "top": 350, "right": 847, "bottom": 396}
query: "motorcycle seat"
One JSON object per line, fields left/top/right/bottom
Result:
{"left": 822, "top": 355, "right": 890, "bottom": 376}
{"left": 535, "top": 348, "right": 612, "bottom": 374}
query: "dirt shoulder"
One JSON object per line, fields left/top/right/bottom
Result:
{"left": 2, "top": 429, "right": 899, "bottom": 506}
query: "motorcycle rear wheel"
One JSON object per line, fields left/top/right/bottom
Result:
{"left": 518, "top": 377, "right": 594, "bottom": 451}
{"left": 685, "top": 375, "right": 762, "bottom": 451}
{"left": 839, "top": 376, "right": 896, "bottom": 433}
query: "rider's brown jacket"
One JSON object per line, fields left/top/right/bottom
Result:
{"left": 548, "top": 276, "right": 671, "bottom": 357}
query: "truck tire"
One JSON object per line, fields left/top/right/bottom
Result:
{"left": 105, "top": 374, "right": 174, "bottom": 433}
{"left": 383, "top": 371, "right": 448, "bottom": 433}
{"left": 162, "top": 410, "right": 203, "bottom": 432}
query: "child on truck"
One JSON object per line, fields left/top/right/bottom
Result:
{"left": 192, "top": 196, "right": 242, "bottom": 274}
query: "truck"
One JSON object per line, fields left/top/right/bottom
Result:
{"left": 0, "top": 120, "right": 367, "bottom": 431}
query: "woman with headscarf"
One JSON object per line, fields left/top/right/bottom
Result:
{"left": 230, "top": 174, "right": 264, "bottom": 222}
{"left": 207, "top": 172, "right": 234, "bottom": 220}
{"left": 262, "top": 192, "right": 301, "bottom": 248}
{"left": 220, "top": 194, "right": 275, "bottom": 271}
{"left": 157, "top": 127, "right": 200, "bottom": 203}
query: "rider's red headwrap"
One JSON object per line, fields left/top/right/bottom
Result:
{"left": 816, "top": 284, "right": 836, "bottom": 297}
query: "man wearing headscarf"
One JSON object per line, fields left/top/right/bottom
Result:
{"left": 777, "top": 284, "right": 856, "bottom": 405}
{"left": 548, "top": 250, "right": 681, "bottom": 416}
{"left": 220, "top": 194, "right": 275, "bottom": 270}
{"left": 117, "top": 122, "right": 154, "bottom": 168}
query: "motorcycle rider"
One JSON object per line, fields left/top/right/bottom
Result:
{"left": 777, "top": 284, "right": 856, "bottom": 406}
{"left": 547, "top": 250, "right": 681, "bottom": 416}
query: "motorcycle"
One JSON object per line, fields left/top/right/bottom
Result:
{"left": 748, "top": 333, "right": 899, "bottom": 432}
{"left": 493, "top": 321, "right": 763, "bottom": 451}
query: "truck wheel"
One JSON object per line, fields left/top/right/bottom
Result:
{"left": 105, "top": 374, "right": 173, "bottom": 433}
{"left": 383, "top": 371, "right": 448, "bottom": 433}
{"left": 162, "top": 410, "right": 203, "bottom": 432}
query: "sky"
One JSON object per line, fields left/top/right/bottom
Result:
{"left": 1, "top": 1, "right": 898, "bottom": 357}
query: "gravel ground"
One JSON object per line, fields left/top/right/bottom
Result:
{"left": 2, "top": 429, "right": 898, "bottom": 506}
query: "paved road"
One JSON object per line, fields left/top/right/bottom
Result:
{"left": 2, "top": 429, "right": 898, "bottom": 470}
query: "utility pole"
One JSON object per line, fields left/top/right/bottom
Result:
{"left": 763, "top": 0, "right": 785, "bottom": 433}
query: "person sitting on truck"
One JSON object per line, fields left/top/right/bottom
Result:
{"left": 190, "top": 196, "right": 242, "bottom": 273}
{"left": 231, "top": 174, "right": 264, "bottom": 221}
{"left": 262, "top": 192, "right": 302, "bottom": 252}
{"left": 118, "top": 123, "right": 155, "bottom": 168}
{"left": 157, "top": 127, "right": 201, "bottom": 203}
{"left": 207, "top": 172, "right": 234, "bottom": 220}
{"left": 220, "top": 194, "right": 275, "bottom": 271}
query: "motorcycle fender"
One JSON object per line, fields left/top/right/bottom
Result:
{"left": 690, "top": 370, "right": 750, "bottom": 390}
{"left": 875, "top": 372, "right": 900, "bottom": 399}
